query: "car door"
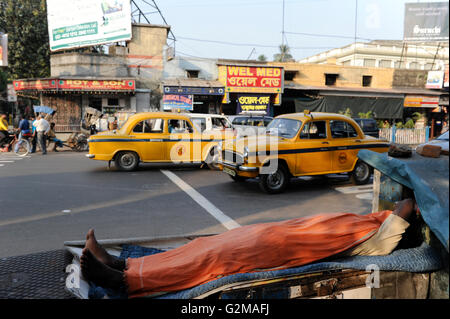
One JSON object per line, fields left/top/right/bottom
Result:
{"left": 167, "top": 118, "right": 199, "bottom": 163}
{"left": 328, "top": 120, "right": 361, "bottom": 172}
{"left": 295, "top": 120, "right": 332, "bottom": 175}
{"left": 130, "top": 117, "right": 166, "bottom": 162}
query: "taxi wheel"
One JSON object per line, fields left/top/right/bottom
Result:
{"left": 350, "top": 160, "right": 371, "bottom": 185}
{"left": 115, "top": 151, "right": 139, "bottom": 171}
{"left": 206, "top": 147, "right": 220, "bottom": 170}
{"left": 259, "top": 164, "right": 289, "bottom": 194}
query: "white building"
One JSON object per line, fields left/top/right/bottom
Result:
{"left": 299, "top": 40, "right": 449, "bottom": 71}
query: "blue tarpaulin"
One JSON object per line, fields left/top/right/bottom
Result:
{"left": 358, "top": 149, "right": 449, "bottom": 252}
{"left": 33, "top": 105, "right": 55, "bottom": 114}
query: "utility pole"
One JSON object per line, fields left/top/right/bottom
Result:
{"left": 353, "top": 0, "right": 358, "bottom": 66}
{"left": 281, "top": 0, "right": 285, "bottom": 62}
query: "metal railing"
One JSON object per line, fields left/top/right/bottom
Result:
{"left": 379, "top": 127, "right": 429, "bottom": 145}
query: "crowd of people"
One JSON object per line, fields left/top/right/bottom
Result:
{"left": 0, "top": 113, "right": 63, "bottom": 154}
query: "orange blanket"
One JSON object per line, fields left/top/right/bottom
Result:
{"left": 125, "top": 210, "right": 392, "bottom": 297}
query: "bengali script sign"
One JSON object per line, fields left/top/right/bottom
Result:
{"left": 13, "top": 79, "right": 58, "bottom": 91}
{"left": 237, "top": 94, "right": 271, "bottom": 113}
{"left": 220, "top": 66, "right": 284, "bottom": 93}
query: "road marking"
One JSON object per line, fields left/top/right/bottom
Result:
{"left": 161, "top": 170, "right": 241, "bottom": 230}
{"left": 0, "top": 161, "right": 14, "bottom": 163}
{"left": 335, "top": 185, "right": 373, "bottom": 200}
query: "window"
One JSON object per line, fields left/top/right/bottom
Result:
{"left": 133, "top": 118, "right": 164, "bottom": 133}
{"left": 212, "top": 117, "right": 231, "bottom": 129}
{"left": 325, "top": 73, "right": 338, "bottom": 86}
{"left": 266, "top": 118, "right": 302, "bottom": 139}
{"left": 284, "top": 71, "right": 297, "bottom": 81}
{"left": 108, "top": 98, "right": 119, "bottom": 106}
{"left": 191, "top": 118, "right": 207, "bottom": 132}
{"left": 379, "top": 60, "right": 392, "bottom": 68}
{"left": 363, "top": 59, "right": 376, "bottom": 67}
{"left": 409, "top": 62, "right": 419, "bottom": 69}
{"left": 186, "top": 70, "right": 199, "bottom": 78}
{"left": 330, "top": 120, "right": 358, "bottom": 138}
{"left": 424, "top": 63, "right": 433, "bottom": 70}
{"left": 232, "top": 117, "right": 247, "bottom": 125}
{"left": 362, "top": 75, "right": 372, "bottom": 87}
{"left": 300, "top": 121, "right": 327, "bottom": 139}
{"left": 168, "top": 119, "right": 194, "bottom": 134}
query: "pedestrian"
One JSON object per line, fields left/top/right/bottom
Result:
{"left": 94, "top": 114, "right": 109, "bottom": 133}
{"left": 30, "top": 115, "right": 37, "bottom": 153}
{"left": 47, "top": 122, "right": 63, "bottom": 152}
{"left": 33, "top": 114, "right": 50, "bottom": 154}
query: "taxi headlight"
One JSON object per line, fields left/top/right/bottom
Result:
{"left": 243, "top": 146, "right": 249, "bottom": 159}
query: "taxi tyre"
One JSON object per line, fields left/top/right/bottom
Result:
{"left": 206, "top": 147, "right": 220, "bottom": 170}
{"left": 259, "top": 163, "right": 290, "bottom": 194}
{"left": 350, "top": 160, "right": 371, "bottom": 185}
{"left": 115, "top": 151, "right": 140, "bottom": 171}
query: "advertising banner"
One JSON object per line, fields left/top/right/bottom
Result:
{"left": 444, "top": 64, "right": 449, "bottom": 88}
{"left": 163, "top": 94, "right": 194, "bottom": 111}
{"left": 426, "top": 71, "right": 445, "bottom": 89}
{"left": 13, "top": 79, "right": 58, "bottom": 91}
{"left": 46, "top": 0, "right": 132, "bottom": 51}
{"left": 404, "top": 95, "right": 440, "bottom": 108}
{"left": 0, "top": 33, "right": 7, "bottom": 67}
{"left": 236, "top": 94, "right": 271, "bottom": 114}
{"left": 13, "top": 79, "right": 135, "bottom": 91}
{"left": 219, "top": 65, "right": 284, "bottom": 94}
{"left": 404, "top": 2, "right": 449, "bottom": 41}
{"left": 7, "top": 84, "right": 17, "bottom": 102}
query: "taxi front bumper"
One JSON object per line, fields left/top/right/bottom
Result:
{"left": 218, "top": 160, "right": 259, "bottom": 172}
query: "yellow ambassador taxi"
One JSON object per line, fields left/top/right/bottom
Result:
{"left": 218, "top": 111, "right": 390, "bottom": 194}
{"left": 86, "top": 112, "right": 234, "bottom": 171}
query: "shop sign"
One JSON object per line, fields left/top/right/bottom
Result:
{"left": 426, "top": 71, "right": 444, "bottom": 89}
{"left": 164, "top": 86, "right": 224, "bottom": 96}
{"left": 404, "top": 95, "right": 440, "bottom": 108}
{"left": 219, "top": 65, "right": 284, "bottom": 94}
{"left": 444, "top": 64, "right": 449, "bottom": 88}
{"left": 58, "top": 79, "right": 135, "bottom": 90}
{"left": 0, "top": 33, "right": 7, "bottom": 67}
{"left": 163, "top": 94, "right": 193, "bottom": 111}
{"left": 7, "top": 84, "right": 17, "bottom": 102}
{"left": 13, "top": 79, "right": 58, "bottom": 91}
{"left": 237, "top": 94, "right": 271, "bottom": 114}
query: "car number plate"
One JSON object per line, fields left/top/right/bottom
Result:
{"left": 223, "top": 167, "right": 236, "bottom": 177}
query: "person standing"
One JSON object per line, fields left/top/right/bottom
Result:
{"left": 30, "top": 116, "right": 37, "bottom": 153}
{"left": 33, "top": 115, "right": 50, "bottom": 154}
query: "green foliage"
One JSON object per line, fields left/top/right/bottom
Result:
{"left": 357, "top": 110, "right": 374, "bottom": 119}
{"left": 338, "top": 108, "right": 353, "bottom": 118}
{"left": 395, "top": 121, "right": 404, "bottom": 129}
{"left": 257, "top": 54, "right": 267, "bottom": 62}
{"left": 0, "top": 0, "right": 50, "bottom": 81}
{"left": 403, "top": 119, "right": 415, "bottom": 129}
{"left": 273, "top": 45, "right": 294, "bottom": 62}
{"left": 412, "top": 112, "right": 423, "bottom": 121}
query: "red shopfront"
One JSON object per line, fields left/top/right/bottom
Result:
{"left": 13, "top": 78, "right": 136, "bottom": 132}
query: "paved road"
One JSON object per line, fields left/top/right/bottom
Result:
{"left": 0, "top": 151, "right": 374, "bottom": 257}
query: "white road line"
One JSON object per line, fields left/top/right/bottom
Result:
{"left": 0, "top": 164, "right": 4, "bottom": 167}
{"left": 334, "top": 185, "right": 373, "bottom": 194}
{"left": 0, "top": 161, "right": 14, "bottom": 163}
{"left": 161, "top": 170, "right": 241, "bottom": 230}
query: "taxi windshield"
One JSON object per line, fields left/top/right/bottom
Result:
{"left": 265, "top": 118, "right": 302, "bottom": 138}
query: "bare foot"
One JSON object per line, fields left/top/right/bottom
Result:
{"left": 84, "top": 229, "right": 125, "bottom": 271}
{"left": 80, "top": 248, "right": 125, "bottom": 290}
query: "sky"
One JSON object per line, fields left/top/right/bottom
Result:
{"left": 135, "top": 0, "right": 446, "bottom": 61}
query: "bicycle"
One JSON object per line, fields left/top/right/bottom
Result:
{"left": 0, "top": 130, "right": 31, "bottom": 156}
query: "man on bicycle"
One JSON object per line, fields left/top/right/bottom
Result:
{"left": 14, "top": 115, "right": 31, "bottom": 153}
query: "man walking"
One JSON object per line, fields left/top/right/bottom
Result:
{"left": 33, "top": 115, "right": 50, "bottom": 154}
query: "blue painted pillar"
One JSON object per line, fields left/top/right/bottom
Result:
{"left": 425, "top": 126, "right": 430, "bottom": 142}
{"left": 391, "top": 125, "right": 396, "bottom": 143}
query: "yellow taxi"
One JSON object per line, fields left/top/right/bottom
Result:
{"left": 218, "top": 111, "right": 390, "bottom": 194}
{"left": 86, "top": 112, "right": 235, "bottom": 171}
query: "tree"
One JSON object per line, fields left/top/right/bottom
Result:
{"left": 273, "top": 44, "right": 294, "bottom": 62}
{"left": 257, "top": 54, "right": 267, "bottom": 62}
{"left": 357, "top": 110, "right": 374, "bottom": 119}
{"left": 0, "top": 0, "right": 50, "bottom": 81}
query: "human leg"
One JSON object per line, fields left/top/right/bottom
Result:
{"left": 37, "top": 132, "right": 46, "bottom": 154}
{"left": 84, "top": 229, "right": 126, "bottom": 270}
